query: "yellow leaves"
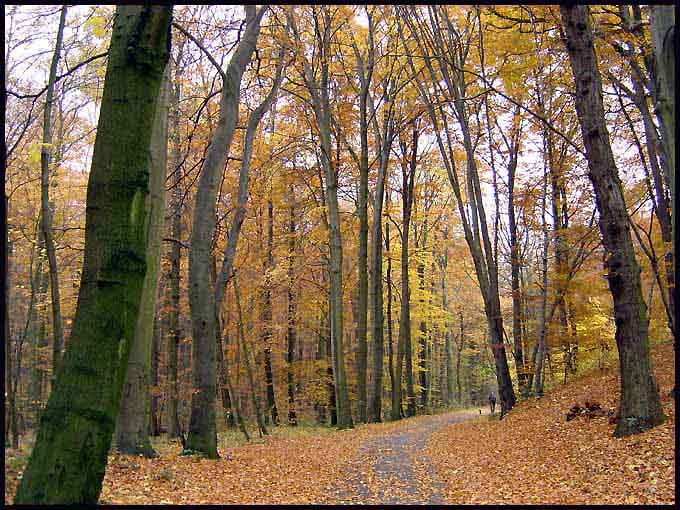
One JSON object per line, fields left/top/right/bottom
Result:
{"left": 85, "top": 14, "right": 107, "bottom": 39}
{"left": 27, "top": 143, "right": 42, "bottom": 166}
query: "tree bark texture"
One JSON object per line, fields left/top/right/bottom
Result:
{"left": 115, "top": 63, "right": 169, "bottom": 457}
{"left": 560, "top": 4, "right": 665, "bottom": 436}
{"left": 186, "top": 6, "right": 265, "bottom": 457}
{"left": 14, "top": 6, "right": 172, "bottom": 503}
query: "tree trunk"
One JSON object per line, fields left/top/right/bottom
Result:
{"left": 261, "top": 194, "right": 278, "bottom": 426}
{"left": 291, "top": 7, "right": 352, "bottom": 428}
{"left": 393, "top": 123, "right": 417, "bottom": 420}
{"left": 233, "top": 277, "right": 268, "bottom": 437}
{"left": 649, "top": 6, "right": 675, "bottom": 210}
{"left": 385, "top": 202, "right": 396, "bottom": 413}
{"left": 456, "top": 310, "right": 464, "bottom": 404}
{"left": 14, "top": 7, "right": 171, "bottom": 503}
{"left": 441, "top": 231, "right": 454, "bottom": 405}
{"left": 215, "top": 312, "right": 235, "bottom": 428}
{"left": 115, "top": 63, "right": 169, "bottom": 458}
{"left": 41, "top": 5, "right": 66, "bottom": 378}
{"left": 560, "top": 4, "right": 665, "bottom": 436}
{"left": 367, "top": 125, "right": 391, "bottom": 423}
{"left": 507, "top": 121, "right": 527, "bottom": 393}
{"left": 355, "top": 72, "right": 369, "bottom": 425}
{"left": 186, "top": 6, "right": 265, "bottom": 458}
{"left": 28, "top": 227, "right": 48, "bottom": 423}
{"left": 398, "top": 8, "right": 516, "bottom": 414}
{"left": 166, "top": 40, "right": 184, "bottom": 440}
{"left": 286, "top": 183, "right": 298, "bottom": 426}
{"left": 416, "top": 247, "right": 427, "bottom": 410}
{"left": 534, "top": 151, "right": 550, "bottom": 398}
{"left": 6, "top": 225, "right": 19, "bottom": 448}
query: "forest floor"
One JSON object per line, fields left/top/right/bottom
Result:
{"left": 426, "top": 341, "right": 676, "bottom": 505}
{"left": 4, "top": 342, "right": 675, "bottom": 505}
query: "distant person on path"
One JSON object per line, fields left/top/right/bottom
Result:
{"left": 488, "top": 393, "right": 496, "bottom": 415}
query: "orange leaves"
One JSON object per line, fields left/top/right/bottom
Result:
{"left": 425, "top": 342, "right": 675, "bottom": 505}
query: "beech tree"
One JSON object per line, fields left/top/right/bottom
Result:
{"left": 560, "top": 4, "right": 665, "bottom": 436}
{"left": 115, "top": 65, "right": 170, "bottom": 457}
{"left": 286, "top": 6, "right": 353, "bottom": 429}
{"left": 184, "top": 5, "right": 267, "bottom": 457}
{"left": 14, "top": 5, "right": 172, "bottom": 503}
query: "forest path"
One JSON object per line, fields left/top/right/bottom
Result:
{"left": 322, "top": 408, "right": 485, "bottom": 504}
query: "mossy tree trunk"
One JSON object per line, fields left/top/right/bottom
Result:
{"left": 13, "top": 6, "right": 172, "bottom": 503}
{"left": 560, "top": 4, "right": 665, "bottom": 436}
{"left": 115, "top": 64, "right": 169, "bottom": 457}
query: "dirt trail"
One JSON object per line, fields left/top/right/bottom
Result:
{"left": 322, "top": 409, "right": 484, "bottom": 504}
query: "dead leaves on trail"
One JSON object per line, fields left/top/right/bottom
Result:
{"left": 5, "top": 343, "right": 674, "bottom": 505}
{"left": 99, "top": 428, "right": 364, "bottom": 504}
{"left": 425, "top": 342, "right": 676, "bottom": 505}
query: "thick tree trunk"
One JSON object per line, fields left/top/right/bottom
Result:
{"left": 560, "top": 5, "right": 665, "bottom": 436}
{"left": 186, "top": 6, "right": 265, "bottom": 458}
{"left": 115, "top": 63, "right": 169, "bottom": 457}
{"left": 14, "top": 7, "right": 171, "bottom": 503}
{"left": 41, "top": 5, "right": 66, "bottom": 378}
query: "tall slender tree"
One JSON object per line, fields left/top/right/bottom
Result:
{"left": 286, "top": 6, "right": 353, "bottom": 428}
{"left": 41, "top": 5, "right": 66, "bottom": 377}
{"left": 184, "top": 5, "right": 266, "bottom": 457}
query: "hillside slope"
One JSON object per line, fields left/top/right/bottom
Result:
{"left": 425, "top": 342, "right": 676, "bottom": 504}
